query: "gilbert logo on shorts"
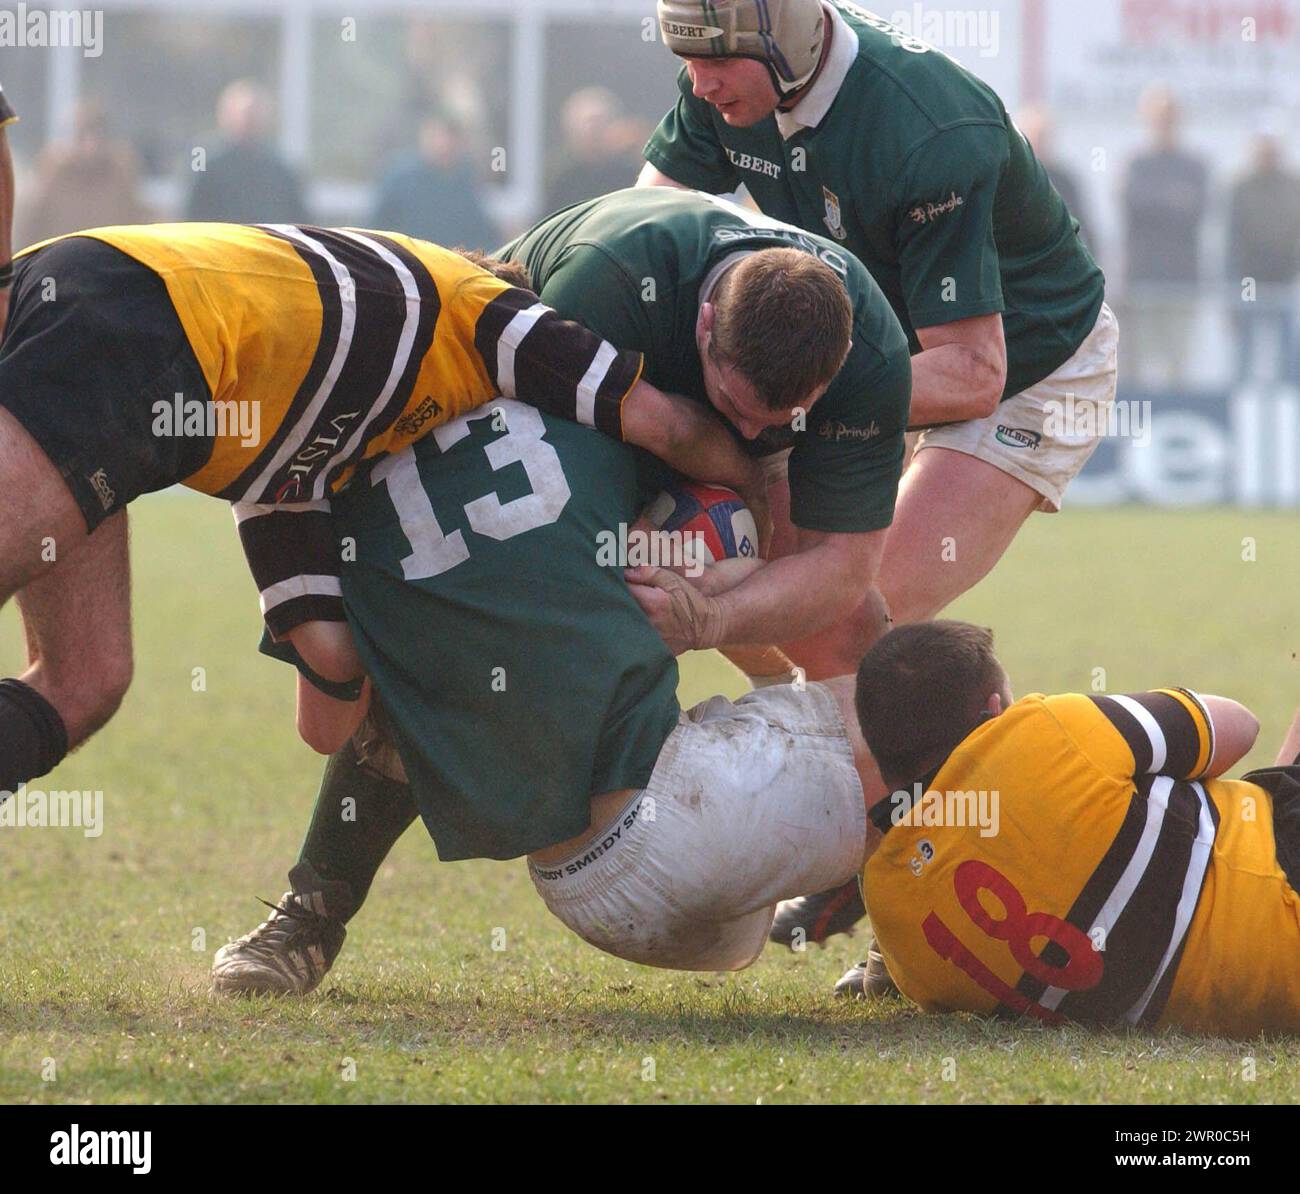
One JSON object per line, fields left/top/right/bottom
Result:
{"left": 995, "top": 425, "right": 1041, "bottom": 450}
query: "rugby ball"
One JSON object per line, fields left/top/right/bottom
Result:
{"left": 643, "top": 481, "right": 759, "bottom": 566}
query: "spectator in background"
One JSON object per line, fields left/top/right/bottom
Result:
{"left": 186, "top": 80, "right": 309, "bottom": 224}
{"left": 17, "top": 100, "right": 152, "bottom": 247}
{"left": 543, "top": 87, "right": 645, "bottom": 217}
{"left": 1226, "top": 129, "right": 1300, "bottom": 384}
{"left": 1121, "top": 85, "right": 1208, "bottom": 388}
{"left": 1017, "top": 105, "right": 1098, "bottom": 256}
{"left": 371, "top": 112, "right": 498, "bottom": 252}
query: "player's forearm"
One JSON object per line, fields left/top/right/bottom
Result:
{"left": 287, "top": 619, "right": 365, "bottom": 685}
{"left": 1198, "top": 694, "right": 1260, "bottom": 776}
{"left": 709, "top": 543, "right": 872, "bottom": 649}
{"left": 907, "top": 342, "right": 1005, "bottom": 427}
{"left": 622, "top": 381, "right": 769, "bottom": 541}
{"left": 297, "top": 673, "right": 371, "bottom": 756}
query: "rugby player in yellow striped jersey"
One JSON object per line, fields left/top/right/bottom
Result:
{"left": 845, "top": 619, "right": 1300, "bottom": 1036}
{"left": 0, "top": 222, "right": 767, "bottom": 790}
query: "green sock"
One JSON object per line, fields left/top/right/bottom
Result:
{"left": 297, "top": 738, "right": 420, "bottom": 923}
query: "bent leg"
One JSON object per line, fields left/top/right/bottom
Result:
{"left": 15, "top": 508, "right": 133, "bottom": 749}
{"left": 875, "top": 446, "right": 1042, "bottom": 624}
{"left": 0, "top": 406, "right": 91, "bottom": 604}
{"left": 781, "top": 448, "right": 1040, "bottom": 679}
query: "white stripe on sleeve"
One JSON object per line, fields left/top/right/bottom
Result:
{"left": 575, "top": 340, "right": 618, "bottom": 428}
{"left": 497, "top": 303, "right": 550, "bottom": 398}
{"left": 1112, "top": 694, "right": 1167, "bottom": 773}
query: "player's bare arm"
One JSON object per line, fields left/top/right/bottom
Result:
{"left": 622, "top": 379, "right": 771, "bottom": 550}
{"left": 296, "top": 673, "right": 372, "bottom": 757}
{"left": 627, "top": 525, "right": 884, "bottom": 654}
{"left": 1196, "top": 694, "right": 1260, "bottom": 774}
{"left": 908, "top": 313, "right": 1009, "bottom": 427}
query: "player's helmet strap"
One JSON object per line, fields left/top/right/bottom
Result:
{"left": 657, "top": 0, "right": 827, "bottom": 98}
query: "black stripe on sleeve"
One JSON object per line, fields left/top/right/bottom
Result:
{"left": 473, "top": 288, "right": 642, "bottom": 439}
{"left": 1144, "top": 691, "right": 1204, "bottom": 779}
{"left": 236, "top": 504, "right": 345, "bottom": 636}
{"left": 1095, "top": 692, "right": 1206, "bottom": 778}
{"left": 1089, "top": 695, "right": 1153, "bottom": 772}
{"left": 262, "top": 592, "right": 346, "bottom": 637}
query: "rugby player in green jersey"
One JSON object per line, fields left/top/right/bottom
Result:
{"left": 643, "top": 0, "right": 1118, "bottom": 952}
{"left": 212, "top": 405, "right": 878, "bottom": 994}
{"left": 500, "top": 187, "right": 912, "bottom": 657}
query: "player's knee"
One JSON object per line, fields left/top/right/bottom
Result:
{"left": 44, "top": 650, "right": 133, "bottom": 742}
{"left": 96, "top": 654, "right": 134, "bottom": 715}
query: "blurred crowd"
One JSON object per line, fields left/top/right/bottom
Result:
{"left": 11, "top": 75, "right": 1299, "bottom": 390}
{"left": 13, "top": 77, "right": 653, "bottom": 249}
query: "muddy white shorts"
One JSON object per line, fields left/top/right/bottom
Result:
{"left": 528, "top": 682, "right": 867, "bottom": 972}
{"left": 914, "top": 303, "right": 1120, "bottom": 512}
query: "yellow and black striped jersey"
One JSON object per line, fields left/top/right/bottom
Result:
{"left": 32, "top": 223, "right": 643, "bottom": 633}
{"left": 862, "top": 688, "right": 1258, "bottom": 1030}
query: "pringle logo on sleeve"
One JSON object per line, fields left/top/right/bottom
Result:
{"left": 908, "top": 191, "right": 966, "bottom": 225}
{"left": 819, "top": 419, "right": 882, "bottom": 442}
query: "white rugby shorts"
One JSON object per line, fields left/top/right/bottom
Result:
{"left": 914, "top": 303, "right": 1120, "bottom": 512}
{"left": 528, "top": 681, "right": 867, "bottom": 971}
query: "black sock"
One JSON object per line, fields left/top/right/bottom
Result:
{"left": 297, "top": 738, "right": 419, "bottom": 923}
{"left": 0, "top": 679, "right": 69, "bottom": 793}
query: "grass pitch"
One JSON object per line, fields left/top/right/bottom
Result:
{"left": 0, "top": 496, "right": 1297, "bottom": 1104}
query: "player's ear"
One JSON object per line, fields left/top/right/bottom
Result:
{"left": 697, "top": 301, "right": 716, "bottom": 342}
{"left": 985, "top": 692, "right": 1004, "bottom": 717}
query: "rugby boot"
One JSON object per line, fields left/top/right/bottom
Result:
{"left": 212, "top": 861, "right": 350, "bottom": 996}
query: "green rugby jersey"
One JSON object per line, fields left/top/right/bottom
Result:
{"left": 502, "top": 187, "right": 911, "bottom": 534}
{"left": 330, "top": 401, "right": 679, "bottom": 862}
{"left": 644, "top": 0, "right": 1106, "bottom": 400}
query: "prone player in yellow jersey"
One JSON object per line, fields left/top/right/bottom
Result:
{"left": 0, "top": 223, "right": 769, "bottom": 793}
{"left": 848, "top": 619, "right": 1300, "bottom": 1037}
